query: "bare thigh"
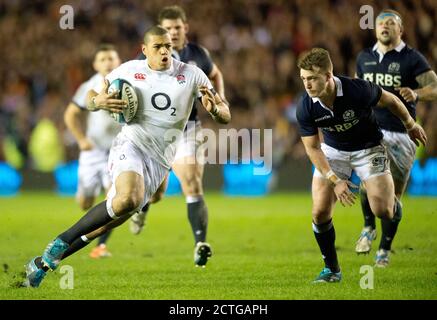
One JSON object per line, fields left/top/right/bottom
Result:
{"left": 363, "top": 173, "right": 395, "bottom": 219}
{"left": 111, "top": 171, "right": 145, "bottom": 217}
{"left": 172, "top": 157, "right": 204, "bottom": 196}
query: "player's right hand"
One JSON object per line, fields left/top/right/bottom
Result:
{"left": 78, "top": 138, "right": 94, "bottom": 151}
{"left": 394, "top": 87, "right": 418, "bottom": 103}
{"left": 407, "top": 123, "right": 427, "bottom": 146}
{"left": 94, "top": 80, "right": 127, "bottom": 113}
{"left": 199, "top": 85, "right": 216, "bottom": 113}
{"left": 333, "top": 180, "right": 357, "bottom": 207}
{"left": 407, "top": 123, "right": 428, "bottom": 146}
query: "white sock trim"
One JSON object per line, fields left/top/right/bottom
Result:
{"left": 106, "top": 200, "right": 119, "bottom": 220}
{"left": 81, "top": 235, "right": 91, "bottom": 243}
{"left": 186, "top": 195, "right": 203, "bottom": 204}
{"left": 312, "top": 220, "right": 333, "bottom": 234}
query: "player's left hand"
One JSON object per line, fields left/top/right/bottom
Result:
{"left": 407, "top": 123, "right": 427, "bottom": 146}
{"left": 333, "top": 180, "right": 357, "bottom": 207}
{"left": 394, "top": 87, "right": 418, "bottom": 103}
{"left": 199, "top": 86, "right": 216, "bottom": 113}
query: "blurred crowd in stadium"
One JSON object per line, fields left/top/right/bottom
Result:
{"left": 1, "top": 0, "right": 436, "bottom": 171}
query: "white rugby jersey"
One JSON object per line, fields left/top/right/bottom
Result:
{"left": 104, "top": 58, "right": 212, "bottom": 168}
{"left": 72, "top": 73, "right": 121, "bottom": 150}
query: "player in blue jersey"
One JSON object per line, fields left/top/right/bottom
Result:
{"left": 355, "top": 9, "right": 437, "bottom": 266}
{"left": 296, "top": 48, "right": 426, "bottom": 282}
{"left": 131, "top": 5, "right": 228, "bottom": 267}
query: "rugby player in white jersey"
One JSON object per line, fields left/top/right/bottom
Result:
{"left": 64, "top": 44, "right": 121, "bottom": 259}
{"left": 22, "top": 26, "right": 231, "bottom": 288}
{"left": 131, "top": 5, "right": 229, "bottom": 267}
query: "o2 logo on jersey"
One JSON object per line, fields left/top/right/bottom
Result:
{"left": 151, "top": 93, "right": 176, "bottom": 116}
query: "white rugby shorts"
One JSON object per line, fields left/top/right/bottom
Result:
{"left": 314, "top": 143, "right": 390, "bottom": 181}
{"left": 106, "top": 134, "right": 168, "bottom": 218}
{"left": 173, "top": 121, "right": 205, "bottom": 164}
{"left": 381, "top": 129, "right": 417, "bottom": 186}
{"left": 76, "top": 148, "right": 111, "bottom": 198}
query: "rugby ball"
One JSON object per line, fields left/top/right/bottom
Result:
{"left": 108, "top": 79, "right": 138, "bottom": 123}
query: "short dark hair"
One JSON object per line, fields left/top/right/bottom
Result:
{"left": 143, "top": 25, "right": 169, "bottom": 44}
{"left": 94, "top": 44, "right": 117, "bottom": 58}
{"left": 157, "top": 5, "right": 187, "bottom": 24}
{"left": 297, "top": 48, "right": 333, "bottom": 73}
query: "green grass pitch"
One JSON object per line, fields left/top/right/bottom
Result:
{"left": 0, "top": 191, "right": 436, "bottom": 299}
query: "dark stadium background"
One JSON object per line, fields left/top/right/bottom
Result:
{"left": 0, "top": 0, "right": 436, "bottom": 194}
{"left": 1, "top": 0, "right": 437, "bottom": 304}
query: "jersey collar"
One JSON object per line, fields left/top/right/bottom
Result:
{"left": 311, "top": 76, "right": 343, "bottom": 116}
{"left": 373, "top": 41, "right": 406, "bottom": 62}
{"left": 172, "top": 51, "right": 181, "bottom": 61}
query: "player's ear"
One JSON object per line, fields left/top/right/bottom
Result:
{"left": 141, "top": 44, "right": 147, "bottom": 56}
{"left": 184, "top": 23, "right": 189, "bottom": 34}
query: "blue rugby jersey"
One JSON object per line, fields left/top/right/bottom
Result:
{"left": 297, "top": 76, "right": 383, "bottom": 151}
{"left": 356, "top": 42, "right": 430, "bottom": 132}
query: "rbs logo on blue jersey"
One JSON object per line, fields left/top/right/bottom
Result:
{"left": 323, "top": 119, "right": 360, "bottom": 132}
{"left": 322, "top": 109, "right": 360, "bottom": 132}
{"left": 363, "top": 73, "right": 401, "bottom": 87}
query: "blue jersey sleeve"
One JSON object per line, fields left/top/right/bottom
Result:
{"left": 198, "top": 45, "right": 214, "bottom": 76}
{"left": 296, "top": 97, "right": 318, "bottom": 136}
{"left": 410, "top": 49, "right": 431, "bottom": 78}
{"left": 355, "top": 51, "right": 365, "bottom": 79}
{"left": 354, "top": 78, "right": 382, "bottom": 108}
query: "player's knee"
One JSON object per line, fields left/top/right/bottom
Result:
{"left": 78, "top": 197, "right": 94, "bottom": 211}
{"left": 79, "top": 202, "right": 91, "bottom": 211}
{"left": 181, "top": 175, "right": 203, "bottom": 196}
{"left": 150, "top": 191, "right": 164, "bottom": 204}
{"left": 372, "top": 203, "right": 394, "bottom": 220}
{"left": 312, "top": 209, "right": 331, "bottom": 224}
{"left": 116, "top": 194, "right": 142, "bottom": 213}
